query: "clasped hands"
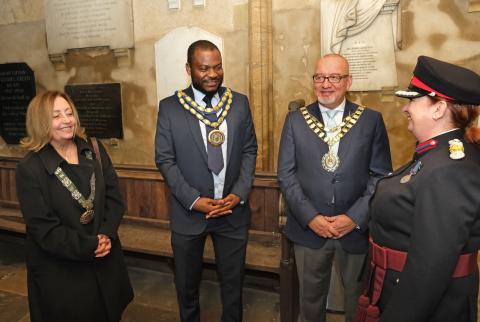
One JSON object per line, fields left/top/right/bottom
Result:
{"left": 308, "top": 214, "right": 357, "bottom": 239}
{"left": 193, "top": 193, "right": 241, "bottom": 219}
{"left": 95, "top": 234, "right": 111, "bottom": 258}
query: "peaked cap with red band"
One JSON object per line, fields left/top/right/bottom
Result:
{"left": 395, "top": 56, "right": 480, "bottom": 105}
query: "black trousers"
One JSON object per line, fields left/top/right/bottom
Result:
{"left": 171, "top": 221, "right": 248, "bottom": 322}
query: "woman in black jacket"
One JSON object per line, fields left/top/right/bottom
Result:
{"left": 16, "top": 90, "right": 133, "bottom": 322}
{"left": 356, "top": 56, "right": 480, "bottom": 322}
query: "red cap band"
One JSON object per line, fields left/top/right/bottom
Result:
{"left": 410, "top": 76, "right": 454, "bottom": 100}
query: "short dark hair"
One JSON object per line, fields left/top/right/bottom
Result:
{"left": 187, "top": 40, "right": 220, "bottom": 64}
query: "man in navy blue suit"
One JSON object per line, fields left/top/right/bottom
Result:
{"left": 278, "top": 53, "right": 392, "bottom": 322}
{"left": 155, "top": 40, "right": 257, "bottom": 322}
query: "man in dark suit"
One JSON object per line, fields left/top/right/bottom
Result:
{"left": 155, "top": 40, "right": 257, "bottom": 322}
{"left": 277, "top": 54, "right": 392, "bottom": 322}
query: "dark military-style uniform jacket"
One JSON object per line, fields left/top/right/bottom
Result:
{"left": 16, "top": 137, "right": 133, "bottom": 322}
{"left": 369, "top": 129, "right": 480, "bottom": 322}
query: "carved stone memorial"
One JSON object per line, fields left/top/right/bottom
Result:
{"left": 65, "top": 83, "right": 123, "bottom": 139}
{"left": 320, "top": 0, "right": 401, "bottom": 91}
{"left": 45, "top": 0, "right": 134, "bottom": 69}
{"left": 0, "top": 63, "right": 36, "bottom": 144}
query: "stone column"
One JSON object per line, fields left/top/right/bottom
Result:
{"left": 249, "top": 0, "right": 274, "bottom": 171}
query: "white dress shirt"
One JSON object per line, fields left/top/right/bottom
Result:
{"left": 191, "top": 85, "right": 228, "bottom": 200}
{"left": 318, "top": 98, "right": 346, "bottom": 155}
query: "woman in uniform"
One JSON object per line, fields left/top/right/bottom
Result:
{"left": 16, "top": 91, "right": 133, "bottom": 322}
{"left": 355, "top": 56, "right": 480, "bottom": 322}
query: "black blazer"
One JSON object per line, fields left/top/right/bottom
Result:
{"left": 277, "top": 100, "right": 392, "bottom": 253}
{"left": 155, "top": 86, "right": 258, "bottom": 235}
{"left": 16, "top": 138, "right": 133, "bottom": 322}
{"left": 370, "top": 130, "right": 480, "bottom": 322}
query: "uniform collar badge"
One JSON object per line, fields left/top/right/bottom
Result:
{"left": 448, "top": 139, "right": 465, "bottom": 160}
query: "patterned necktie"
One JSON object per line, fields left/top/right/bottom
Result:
{"left": 324, "top": 109, "right": 341, "bottom": 156}
{"left": 324, "top": 109, "right": 340, "bottom": 128}
{"left": 203, "top": 95, "right": 224, "bottom": 175}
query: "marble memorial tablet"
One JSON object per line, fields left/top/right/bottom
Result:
{"left": 45, "top": 0, "right": 134, "bottom": 55}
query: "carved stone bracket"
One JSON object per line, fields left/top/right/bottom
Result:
{"left": 48, "top": 47, "right": 133, "bottom": 70}
{"left": 380, "top": 86, "right": 396, "bottom": 102}
{"left": 381, "top": 0, "right": 400, "bottom": 14}
{"left": 48, "top": 53, "right": 67, "bottom": 71}
{"left": 469, "top": 1, "right": 480, "bottom": 12}
{"left": 113, "top": 48, "right": 133, "bottom": 68}
{"left": 168, "top": 0, "right": 181, "bottom": 9}
{"left": 192, "top": 0, "right": 206, "bottom": 7}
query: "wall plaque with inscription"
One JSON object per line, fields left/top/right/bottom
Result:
{"left": 65, "top": 83, "right": 123, "bottom": 139}
{"left": 0, "top": 63, "right": 36, "bottom": 144}
{"left": 45, "top": 0, "right": 134, "bottom": 55}
{"left": 320, "top": 0, "right": 400, "bottom": 91}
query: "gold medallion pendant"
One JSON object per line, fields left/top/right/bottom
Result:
{"left": 321, "top": 151, "right": 340, "bottom": 172}
{"left": 208, "top": 129, "right": 225, "bottom": 146}
{"left": 80, "top": 209, "right": 95, "bottom": 225}
{"left": 299, "top": 105, "right": 365, "bottom": 173}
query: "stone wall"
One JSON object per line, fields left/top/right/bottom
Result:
{"left": 0, "top": 0, "right": 479, "bottom": 170}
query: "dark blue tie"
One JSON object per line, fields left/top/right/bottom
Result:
{"left": 203, "top": 96, "right": 224, "bottom": 175}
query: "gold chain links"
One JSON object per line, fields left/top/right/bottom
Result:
{"left": 300, "top": 105, "right": 365, "bottom": 145}
{"left": 177, "top": 88, "right": 233, "bottom": 129}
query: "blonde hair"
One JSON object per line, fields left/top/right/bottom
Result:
{"left": 21, "top": 91, "right": 86, "bottom": 151}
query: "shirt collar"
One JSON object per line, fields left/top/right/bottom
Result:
{"left": 191, "top": 85, "right": 221, "bottom": 107}
{"left": 318, "top": 98, "right": 346, "bottom": 114}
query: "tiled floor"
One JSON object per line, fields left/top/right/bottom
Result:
{"left": 0, "top": 233, "right": 344, "bottom": 322}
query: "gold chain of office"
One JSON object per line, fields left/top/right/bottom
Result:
{"left": 177, "top": 88, "right": 233, "bottom": 129}
{"left": 300, "top": 105, "right": 365, "bottom": 172}
{"left": 300, "top": 106, "right": 365, "bottom": 145}
{"left": 54, "top": 151, "right": 96, "bottom": 225}
{"left": 176, "top": 89, "right": 233, "bottom": 146}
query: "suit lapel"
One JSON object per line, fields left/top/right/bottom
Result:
{"left": 223, "top": 87, "right": 235, "bottom": 165}
{"left": 306, "top": 103, "right": 329, "bottom": 154}
{"left": 337, "top": 100, "right": 357, "bottom": 164}
{"left": 183, "top": 86, "right": 208, "bottom": 164}
{"left": 308, "top": 102, "right": 324, "bottom": 124}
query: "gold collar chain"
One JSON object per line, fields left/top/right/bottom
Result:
{"left": 300, "top": 105, "right": 365, "bottom": 145}
{"left": 54, "top": 152, "right": 96, "bottom": 224}
{"left": 176, "top": 88, "right": 234, "bottom": 129}
{"left": 177, "top": 88, "right": 232, "bottom": 114}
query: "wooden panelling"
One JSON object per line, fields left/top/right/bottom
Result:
{"left": 0, "top": 158, "right": 280, "bottom": 248}
{"left": 114, "top": 164, "right": 280, "bottom": 237}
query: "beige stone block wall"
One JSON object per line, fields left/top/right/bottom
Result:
{"left": 0, "top": 0, "right": 479, "bottom": 170}
{"left": 0, "top": 0, "right": 249, "bottom": 166}
{"left": 272, "top": 0, "right": 480, "bottom": 169}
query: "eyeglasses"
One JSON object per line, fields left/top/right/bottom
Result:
{"left": 312, "top": 74, "right": 349, "bottom": 83}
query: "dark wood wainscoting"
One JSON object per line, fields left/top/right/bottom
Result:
{"left": 0, "top": 158, "right": 281, "bottom": 273}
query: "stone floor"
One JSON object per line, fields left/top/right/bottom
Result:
{"left": 0, "top": 232, "right": 344, "bottom": 322}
